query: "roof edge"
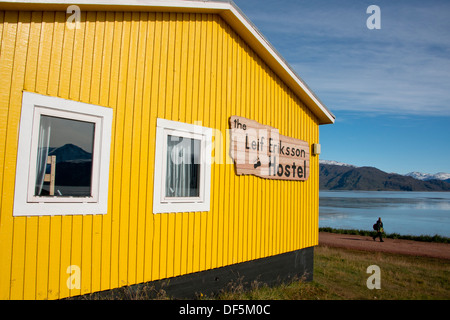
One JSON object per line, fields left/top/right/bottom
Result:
{"left": 222, "top": 1, "right": 335, "bottom": 124}
{"left": 0, "top": 0, "right": 335, "bottom": 124}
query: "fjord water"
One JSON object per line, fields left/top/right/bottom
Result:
{"left": 319, "top": 191, "right": 450, "bottom": 237}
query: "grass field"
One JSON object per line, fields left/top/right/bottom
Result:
{"left": 75, "top": 242, "right": 450, "bottom": 300}
{"left": 216, "top": 245, "right": 450, "bottom": 300}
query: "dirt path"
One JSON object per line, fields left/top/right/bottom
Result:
{"left": 319, "top": 232, "right": 450, "bottom": 260}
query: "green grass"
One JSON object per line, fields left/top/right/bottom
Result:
{"left": 319, "top": 227, "right": 450, "bottom": 243}
{"left": 215, "top": 245, "right": 450, "bottom": 300}
{"left": 74, "top": 233, "right": 450, "bottom": 300}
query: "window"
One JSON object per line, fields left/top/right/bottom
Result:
{"left": 153, "top": 118, "right": 212, "bottom": 213}
{"left": 13, "top": 92, "right": 113, "bottom": 216}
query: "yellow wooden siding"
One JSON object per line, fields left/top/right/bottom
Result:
{"left": 0, "top": 10, "right": 320, "bottom": 300}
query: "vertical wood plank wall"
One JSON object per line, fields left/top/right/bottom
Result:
{"left": 0, "top": 10, "right": 320, "bottom": 300}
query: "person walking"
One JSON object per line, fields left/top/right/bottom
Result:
{"left": 373, "top": 217, "right": 384, "bottom": 242}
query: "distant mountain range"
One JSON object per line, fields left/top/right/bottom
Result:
{"left": 319, "top": 160, "right": 450, "bottom": 191}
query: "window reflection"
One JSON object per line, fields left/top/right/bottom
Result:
{"left": 35, "top": 115, "right": 95, "bottom": 197}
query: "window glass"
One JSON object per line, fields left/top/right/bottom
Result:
{"left": 35, "top": 115, "right": 95, "bottom": 197}
{"left": 165, "top": 135, "right": 201, "bottom": 198}
{"left": 152, "top": 118, "right": 212, "bottom": 214}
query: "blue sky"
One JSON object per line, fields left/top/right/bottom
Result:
{"left": 233, "top": 0, "right": 450, "bottom": 175}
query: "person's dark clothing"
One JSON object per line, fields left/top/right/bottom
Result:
{"left": 373, "top": 220, "right": 384, "bottom": 242}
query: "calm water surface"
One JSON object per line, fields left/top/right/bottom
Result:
{"left": 319, "top": 191, "right": 450, "bottom": 237}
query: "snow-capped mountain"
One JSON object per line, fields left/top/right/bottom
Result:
{"left": 405, "top": 172, "right": 450, "bottom": 181}
{"left": 319, "top": 160, "right": 450, "bottom": 191}
{"left": 319, "top": 160, "right": 357, "bottom": 168}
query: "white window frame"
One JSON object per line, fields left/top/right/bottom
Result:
{"left": 153, "top": 118, "right": 212, "bottom": 214}
{"left": 13, "top": 91, "right": 113, "bottom": 216}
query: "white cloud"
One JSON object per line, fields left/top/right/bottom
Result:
{"left": 234, "top": 0, "right": 450, "bottom": 116}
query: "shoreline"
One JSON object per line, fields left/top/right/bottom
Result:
{"left": 319, "top": 227, "right": 450, "bottom": 243}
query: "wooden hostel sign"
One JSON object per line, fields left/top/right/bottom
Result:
{"left": 229, "top": 116, "right": 309, "bottom": 181}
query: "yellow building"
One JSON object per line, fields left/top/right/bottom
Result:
{"left": 0, "top": 0, "right": 334, "bottom": 300}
